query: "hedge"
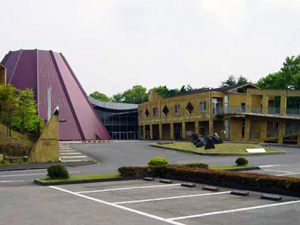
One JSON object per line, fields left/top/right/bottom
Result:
{"left": 118, "top": 166, "right": 300, "bottom": 196}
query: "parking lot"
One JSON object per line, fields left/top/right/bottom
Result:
{"left": 47, "top": 179, "right": 300, "bottom": 225}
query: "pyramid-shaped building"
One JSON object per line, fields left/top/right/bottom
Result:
{"left": 1, "top": 49, "right": 111, "bottom": 140}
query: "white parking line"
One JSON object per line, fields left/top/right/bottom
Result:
{"left": 259, "top": 165, "right": 279, "bottom": 168}
{"left": 0, "top": 171, "right": 80, "bottom": 178}
{"left": 0, "top": 169, "right": 47, "bottom": 173}
{"left": 50, "top": 186, "right": 185, "bottom": 225}
{"left": 276, "top": 172, "right": 300, "bottom": 177}
{"left": 0, "top": 180, "right": 24, "bottom": 183}
{"left": 167, "top": 200, "right": 300, "bottom": 221}
{"left": 113, "top": 191, "right": 231, "bottom": 205}
{"left": 263, "top": 169, "right": 294, "bottom": 174}
{"left": 76, "top": 183, "right": 181, "bottom": 194}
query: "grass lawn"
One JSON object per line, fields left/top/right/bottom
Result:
{"left": 40, "top": 173, "right": 121, "bottom": 182}
{"left": 209, "top": 165, "right": 257, "bottom": 170}
{"left": 153, "top": 142, "right": 284, "bottom": 155}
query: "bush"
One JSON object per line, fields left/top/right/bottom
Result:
{"left": 118, "top": 165, "right": 300, "bottom": 195}
{"left": 172, "top": 163, "right": 209, "bottom": 169}
{"left": 47, "top": 164, "right": 69, "bottom": 179}
{"left": 235, "top": 157, "right": 248, "bottom": 166}
{"left": 147, "top": 157, "right": 169, "bottom": 167}
{"left": 0, "top": 143, "right": 31, "bottom": 157}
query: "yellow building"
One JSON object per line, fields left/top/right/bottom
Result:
{"left": 0, "top": 63, "right": 6, "bottom": 85}
{"left": 139, "top": 84, "right": 300, "bottom": 145}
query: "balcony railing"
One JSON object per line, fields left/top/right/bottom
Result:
{"left": 215, "top": 106, "right": 300, "bottom": 117}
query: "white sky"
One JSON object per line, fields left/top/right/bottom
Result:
{"left": 1, "top": 0, "right": 300, "bottom": 97}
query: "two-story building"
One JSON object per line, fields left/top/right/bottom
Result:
{"left": 138, "top": 83, "right": 300, "bottom": 145}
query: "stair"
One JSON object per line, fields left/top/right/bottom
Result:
{"left": 59, "top": 142, "right": 94, "bottom": 163}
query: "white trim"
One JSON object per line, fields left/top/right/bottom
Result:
{"left": 113, "top": 191, "right": 231, "bottom": 205}
{"left": 50, "top": 186, "right": 185, "bottom": 225}
{"left": 76, "top": 183, "right": 181, "bottom": 194}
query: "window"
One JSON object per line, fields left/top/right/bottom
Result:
{"left": 162, "top": 105, "right": 169, "bottom": 116}
{"left": 153, "top": 107, "right": 158, "bottom": 117}
{"left": 145, "top": 109, "right": 149, "bottom": 118}
{"left": 186, "top": 102, "right": 194, "bottom": 114}
{"left": 174, "top": 105, "right": 180, "bottom": 115}
{"left": 200, "top": 102, "right": 206, "bottom": 112}
{"left": 241, "top": 103, "right": 246, "bottom": 112}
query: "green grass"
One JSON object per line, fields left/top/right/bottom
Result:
{"left": 153, "top": 142, "right": 284, "bottom": 155}
{"left": 0, "top": 124, "right": 33, "bottom": 147}
{"left": 0, "top": 160, "right": 28, "bottom": 166}
{"left": 209, "top": 165, "right": 256, "bottom": 170}
{"left": 40, "top": 173, "right": 121, "bottom": 182}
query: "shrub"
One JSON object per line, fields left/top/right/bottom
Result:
{"left": 172, "top": 163, "right": 209, "bottom": 169}
{"left": 117, "top": 165, "right": 300, "bottom": 195}
{"left": 235, "top": 157, "right": 248, "bottom": 166}
{"left": 0, "top": 143, "right": 31, "bottom": 157}
{"left": 147, "top": 157, "right": 169, "bottom": 167}
{"left": 47, "top": 164, "right": 69, "bottom": 179}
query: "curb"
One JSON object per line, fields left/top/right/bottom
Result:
{"left": 0, "top": 161, "right": 97, "bottom": 172}
{"left": 217, "top": 166, "right": 260, "bottom": 171}
{"left": 151, "top": 144, "right": 285, "bottom": 156}
{"left": 34, "top": 177, "right": 139, "bottom": 186}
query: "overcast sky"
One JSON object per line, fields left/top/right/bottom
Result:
{"left": 1, "top": 0, "right": 300, "bottom": 97}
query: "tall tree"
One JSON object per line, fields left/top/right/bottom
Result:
{"left": 221, "top": 75, "right": 249, "bottom": 87}
{"left": 257, "top": 54, "right": 300, "bottom": 90}
{"left": 112, "top": 93, "right": 124, "bottom": 103}
{"left": 12, "top": 89, "right": 39, "bottom": 135}
{"left": 152, "top": 86, "right": 170, "bottom": 98}
{"left": 0, "top": 85, "right": 19, "bottom": 136}
{"left": 122, "top": 85, "right": 148, "bottom": 104}
{"left": 89, "top": 91, "right": 111, "bottom": 102}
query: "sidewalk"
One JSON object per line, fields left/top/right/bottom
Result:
{"left": 0, "top": 161, "right": 96, "bottom": 172}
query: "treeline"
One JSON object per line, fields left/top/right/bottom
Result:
{"left": 90, "top": 53, "right": 300, "bottom": 104}
{"left": 0, "top": 85, "right": 44, "bottom": 139}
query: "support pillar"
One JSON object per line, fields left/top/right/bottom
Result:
{"left": 246, "top": 94, "right": 251, "bottom": 113}
{"left": 195, "top": 121, "right": 199, "bottom": 135}
{"left": 159, "top": 123, "right": 163, "bottom": 140}
{"left": 182, "top": 122, "right": 186, "bottom": 139}
{"left": 170, "top": 123, "right": 174, "bottom": 140}
{"left": 262, "top": 95, "right": 268, "bottom": 114}
{"left": 209, "top": 119, "right": 214, "bottom": 135}
{"left": 143, "top": 125, "right": 146, "bottom": 140}
{"left": 297, "top": 124, "right": 300, "bottom": 146}
{"left": 150, "top": 124, "right": 153, "bottom": 140}
{"left": 244, "top": 118, "right": 250, "bottom": 141}
{"left": 280, "top": 96, "right": 287, "bottom": 116}
{"left": 278, "top": 122, "right": 285, "bottom": 144}
{"left": 260, "top": 121, "right": 267, "bottom": 142}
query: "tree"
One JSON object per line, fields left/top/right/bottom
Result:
{"left": 112, "top": 93, "right": 124, "bottom": 103}
{"left": 122, "top": 85, "right": 148, "bottom": 104}
{"left": 0, "top": 84, "right": 19, "bottom": 136}
{"left": 152, "top": 86, "right": 170, "bottom": 98}
{"left": 89, "top": 91, "right": 111, "bottom": 102}
{"left": 221, "top": 75, "right": 249, "bottom": 87}
{"left": 257, "top": 54, "right": 300, "bottom": 90}
{"left": 11, "top": 89, "right": 41, "bottom": 137}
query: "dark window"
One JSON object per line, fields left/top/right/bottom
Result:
{"left": 145, "top": 109, "right": 149, "bottom": 117}
{"left": 186, "top": 102, "right": 194, "bottom": 114}
{"left": 163, "top": 106, "right": 169, "bottom": 116}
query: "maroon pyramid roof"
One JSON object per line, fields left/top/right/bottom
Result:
{"left": 1, "top": 49, "right": 111, "bottom": 141}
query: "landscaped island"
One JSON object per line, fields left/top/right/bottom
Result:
{"left": 152, "top": 142, "right": 284, "bottom": 155}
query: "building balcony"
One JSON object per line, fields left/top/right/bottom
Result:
{"left": 216, "top": 106, "right": 300, "bottom": 118}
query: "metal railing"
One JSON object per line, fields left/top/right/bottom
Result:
{"left": 215, "top": 106, "right": 300, "bottom": 117}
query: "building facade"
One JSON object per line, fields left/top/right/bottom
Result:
{"left": 139, "top": 84, "right": 300, "bottom": 145}
{"left": 90, "top": 97, "right": 139, "bottom": 140}
{"left": 0, "top": 63, "right": 6, "bottom": 85}
{"left": 1, "top": 50, "right": 110, "bottom": 140}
